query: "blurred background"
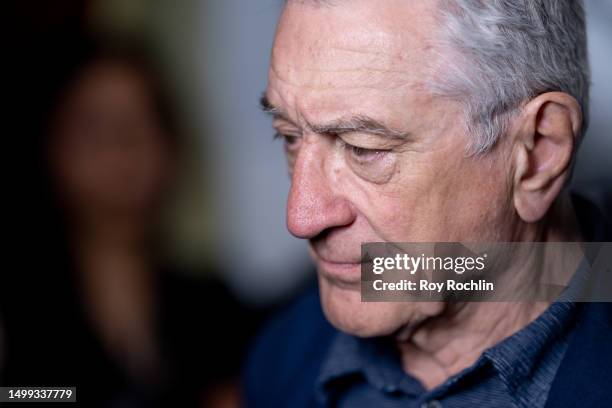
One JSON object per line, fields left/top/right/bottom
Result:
{"left": 2, "top": 0, "right": 611, "bottom": 407}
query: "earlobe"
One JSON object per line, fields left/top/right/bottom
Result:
{"left": 512, "top": 92, "right": 581, "bottom": 223}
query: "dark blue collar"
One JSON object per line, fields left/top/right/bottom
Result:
{"left": 483, "top": 301, "right": 577, "bottom": 407}
{"left": 316, "top": 299, "right": 577, "bottom": 407}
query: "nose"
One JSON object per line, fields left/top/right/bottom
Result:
{"left": 286, "top": 139, "right": 355, "bottom": 239}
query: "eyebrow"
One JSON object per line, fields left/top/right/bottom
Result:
{"left": 309, "top": 116, "right": 409, "bottom": 140}
{"left": 259, "top": 94, "right": 409, "bottom": 140}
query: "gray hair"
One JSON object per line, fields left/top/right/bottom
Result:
{"left": 428, "top": 0, "right": 590, "bottom": 154}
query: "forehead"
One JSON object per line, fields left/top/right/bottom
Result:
{"left": 269, "top": 0, "right": 438, "bottom": 124}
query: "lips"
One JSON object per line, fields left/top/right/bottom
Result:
{"left": 312, "top": 249, "right": 362, "bottom": 267}
{"left": 317, "top": 256, "right": 361, "bottom": 265}
{"left": 310, "top": 247, "right": 363, "bottom": 286}
{"left": 310, "top": 244, "right": 362, "bottom": 265}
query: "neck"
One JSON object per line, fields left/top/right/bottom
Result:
{"left": 397, "top": 193, "right": 582, "bottom": 389}
{"left": 398, "top": 300, "right": 547, "bottom": 389}
{"left": 71, "top": 214, "right": 161, "bottom": 384}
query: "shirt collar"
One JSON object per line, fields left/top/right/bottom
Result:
{"left": 483, "top": 300, "right": 577, "bottom": 407}
{"left": 316, "top": 299, "right": 577, "bottom": 407}
{"left": 315, "top": 332, "right": 423, "bottom": 404}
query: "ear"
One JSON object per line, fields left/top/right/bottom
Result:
{"left": 512, "top": 92, "right": 582, "bottom": 223}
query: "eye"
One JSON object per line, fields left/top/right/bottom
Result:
{"left": 344, "top": 142, "right": 388, "bottom": 162}
{"left": 274, "top": 132, "right": 301, "bottom": 150}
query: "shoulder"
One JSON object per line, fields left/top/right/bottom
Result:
{"left": 546, "top": 302, "right": 612, "bottom": 408}
{"left": 546, "top": 194, "right": 612, "bottom": 407}
{"left": 243, "top": 286, "right": 337, "bottom": 408}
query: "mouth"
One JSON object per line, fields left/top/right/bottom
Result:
{"left": 310, "top": 249, "right": 363, "bottom": 287}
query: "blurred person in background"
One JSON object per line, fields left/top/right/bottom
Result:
{"left": 2, "top": 31, "right": 246, "bottom": 407}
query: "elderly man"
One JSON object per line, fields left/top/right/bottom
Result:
{"left": 245, "top": 0, "right": 611, "bottom": 407}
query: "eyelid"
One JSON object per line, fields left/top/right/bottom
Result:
{"left": 273, "top": 132, "right": 300, "bottom": 140}
{"left": 337, "top": 132, "right": 399, "bottom": 150}
{"left": 337, "top": 137, "right": 391, "bottom": 153}
{"left": 272, "top": 116, "right": 301, "bottom": 131}
{"left": 273, "top": 121, "right": 302, "bottom": 138}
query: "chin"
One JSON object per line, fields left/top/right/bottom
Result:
{"left": 318, "top": 276, "right": 413, "bottom": 337}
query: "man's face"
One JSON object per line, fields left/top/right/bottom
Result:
{"left": 266, "top": 0, "right": 515, "bottom": 336}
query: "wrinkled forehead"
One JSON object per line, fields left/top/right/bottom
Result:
{"left": 270, "top": 0, "right": 436, "bottom": 92}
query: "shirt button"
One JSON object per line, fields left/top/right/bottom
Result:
{"left": 421, "top": 400, "right": 442, "bottom": 408}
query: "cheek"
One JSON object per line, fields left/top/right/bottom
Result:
{"left": 359, "top": 158, "right": 449, "bottom": 241}
{"left": 419, "top": 157, "right": 511, "bottom": 241}
{"left": 355, "top": 152, "right": 509, "bottom": 242}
